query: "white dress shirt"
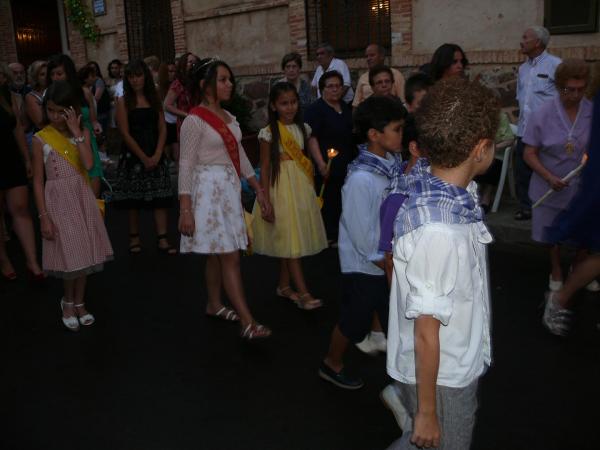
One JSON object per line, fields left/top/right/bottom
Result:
{"left": 517, "top": 50, "right": 562, "bottom": 137}
{"left": 311, "top": 57, "right": 355, "bottom": 103}
{"left": 338, "top": 153, "right": 394, "bottom": 275}
{"left": 387, "top": 222, "right": 493, "bottom": 388}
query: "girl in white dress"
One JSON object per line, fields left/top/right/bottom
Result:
{"left": 178, "top": 59, "right": 272, "bottom": 340}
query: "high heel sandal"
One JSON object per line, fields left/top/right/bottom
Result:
{"left": 276, "top": 286, "right": 300, "bottom": 302}
{"left": 26, "top": 268, "right": 47, "bottom": 283}
{"left": 296, "top": 293, "right": 323, "bottom": 310}
{"left": 157, "top": 234, "right": 177, "bottom": 255}
{"left": 129, "top": 233, "right": 142, "bottom": 254}
{"left": 60, "top": 298, "right": 80, "bottom": 332}
{"left": 74, "top": 303, "right": 95, "bottom": 326}
{"left": 240, "top": 322, "right": 272, "bottom": 340}
{"left": 1, "top": 270, "right": 17, "bottom": 281}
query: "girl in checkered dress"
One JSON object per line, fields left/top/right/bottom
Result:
{"left": 31, "top": 81, "right": 113, "bottom": 332}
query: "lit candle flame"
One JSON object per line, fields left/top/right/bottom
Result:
{"left": 582, "top": 153, "right": 588, "bottom": 164}
{"left": 327, "top": 148, "right": 339, "bottom": 159}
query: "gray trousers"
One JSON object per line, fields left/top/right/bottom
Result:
{"left": 386, "top": 380, "right": 479, "bottom": 450}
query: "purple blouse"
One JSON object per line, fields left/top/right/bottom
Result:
{"left": 523, "top": 96, "right": 592, "bottom": 209}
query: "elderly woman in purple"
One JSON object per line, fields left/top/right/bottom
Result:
{"left": 524, "top": 59, "right": 598, "bottom": 293}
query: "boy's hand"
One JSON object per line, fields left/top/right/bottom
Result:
{"left": 411, "top": 411, "right": 441, "bottom": 448}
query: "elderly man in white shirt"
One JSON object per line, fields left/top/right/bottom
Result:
{"left": 311, "top": 43, "right": 354, "bottom": 104}
{"left": 514, "top": 26, "right": 561, "bottom": 220}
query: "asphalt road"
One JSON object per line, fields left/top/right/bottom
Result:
{"left": 2, "top": 206, "right": 599, "bottom": 450}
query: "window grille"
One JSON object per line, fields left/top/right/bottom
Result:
{"left": 305, "top": 0, "right": 391, "bottom": 59}
{"left": 125, "top": 0, "right": 175, "bottom": 62}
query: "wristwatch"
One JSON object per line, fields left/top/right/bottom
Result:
{"left": 73, "top": 135, "right": 85, "bottom": 144}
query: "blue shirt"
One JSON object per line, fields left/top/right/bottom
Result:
{"left": 338, "top": 153, "right": 395, "bottom": 275}
{"left": 517, "top": 50, "right": 562, "bottom": 137}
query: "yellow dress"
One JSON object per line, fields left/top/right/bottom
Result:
{"left": 252, "top": 123, "right": 327, "bottom": 258}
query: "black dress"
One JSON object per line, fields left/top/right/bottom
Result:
{"left": 113, "top": 108, "right": 173, "bottom": 208}
{"left": 0, "top": 100, "right": 28, "bottom": 191}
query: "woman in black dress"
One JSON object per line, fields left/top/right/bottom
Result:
{"left": 0, "top": 63, "right": 44, "bottom": 280}
{"left": 114, "top": 59, "right": 176, "bottom": 254}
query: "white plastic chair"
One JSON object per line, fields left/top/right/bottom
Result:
{"left": 491, "top": 123, "right": 518, "bottom": 213}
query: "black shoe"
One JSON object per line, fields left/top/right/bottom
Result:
{"left": 514, "top": 209, "right": 531, "bottom": 221}
{"left": 318, "top": 361, "right": 364, "bottom": 390}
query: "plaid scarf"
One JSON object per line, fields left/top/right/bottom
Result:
{"left": 346, "top": 144, "right": 401, "bottom": 180}
{"left": 394, "top": 167, "right": 483, "bottom": 238}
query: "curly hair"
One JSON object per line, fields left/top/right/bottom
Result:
{"left": 415, "top": 78, "right": 499, "bottom": 168}
{"left": 555, "top": 59, "right": 589, "bottom": 90}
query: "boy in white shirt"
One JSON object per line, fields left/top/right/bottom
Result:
{"left": 386, "top": 78, "right": 500, "bottom": 449}
{"left": 319, "top": 96, "right": 406, "bottom": 390}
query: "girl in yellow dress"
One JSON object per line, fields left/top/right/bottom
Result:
{"left": 252, "top": 82, "right": 327, "bottom": 310}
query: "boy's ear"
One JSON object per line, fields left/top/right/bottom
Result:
{"left": 367, "top": 127, "right": 380, "bottom": 142}
{"left": 472, "top": 138, "right": 493, "bottom": 162}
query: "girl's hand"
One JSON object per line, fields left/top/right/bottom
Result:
{"left": 256, "top": 191, "right": 273, "bottom": 222}
{"left": 142, "top": 156, "right": 157, "bottom": 171}
{"left": 178, "top": 210, "right": 195, "bottom": 237}
{"left": 318, "top": 162, "right": 328, "bottom": 178}
{"left": 93, "top": 121, "right": 103, "bottom": 135}
{"left": 40, "top": 215, "right": 57, "bottom": 240}
{"left": 149, "top": 153, "right": 161, "bottom": 167}
{"left": 63, "top": 106, "right": 81, "bottom": 137}
{"left": 410, "top": 411, "right": 441, "bottom": 449}
{"left": 545, "top": 173, "right": 568, "bottom": 191}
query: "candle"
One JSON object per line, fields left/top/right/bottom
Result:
{"left": 532, "top": 154, "right": 588, "bottom": 209}
{"left": 317, "top": 148, "right": 339, "bottom": 208}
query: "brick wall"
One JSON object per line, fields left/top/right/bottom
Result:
{"left": 114, "top": 0, "right": 129, "bottom": 61}
{"left": 65, "top": 17, "right": 88, "bottom": 67}
{"left": 289, "top": 0, "right": 308, "bottom": 62}
{"left": 171, "top": 0, "right": 186, "bottom": 56}
{"left": 0, "top": 0, "right": 18, "bottom": 64}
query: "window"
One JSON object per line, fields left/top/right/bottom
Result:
{"left": 544, "top": 0, "right": 599, "bottom": 34}
{"left": 306, "top": 0, "right": 391, "bottom": 59}
{"left": 125, "top": 0, "right": 175, "bottom": 62}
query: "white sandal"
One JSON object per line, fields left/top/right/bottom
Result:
{"left": 74, "top": 303, "right": 95, "bottom": 326}
{"left": 60, "top": 299, "right": 80, "bottom": 331}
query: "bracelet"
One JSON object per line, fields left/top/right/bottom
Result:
{"left": 38, "top": 212, "right": 48, "bottom": 218}
{"left": 180, "top": 209, "right": 192, "bottom": 214}
{"left": 73, "top": 135, "right": 85, "bottom": 144}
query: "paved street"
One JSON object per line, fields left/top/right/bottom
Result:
{"left": 2, "top": 206, "right": 599, "bottom": 450}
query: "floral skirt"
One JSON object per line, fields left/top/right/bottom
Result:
{"left": 180, "top": 165, "right": 247, "bottom": 254}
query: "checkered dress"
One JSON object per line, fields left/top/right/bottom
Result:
{"left": 42, "top": 145, "right": 113, "bottom": 279}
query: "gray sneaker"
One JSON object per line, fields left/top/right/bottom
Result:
{"left": 542, "top": 291, "right": 573, "bottom": 336}
{"left": 380, "top": 384, "right": 411, "bottom": 431}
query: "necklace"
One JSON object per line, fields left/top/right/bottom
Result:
{"left": 557, "top": 99, "right": 582, "bottom": 155}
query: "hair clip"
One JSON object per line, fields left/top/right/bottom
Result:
{"left": 191, "top": 56, "right": 220, "bottom": 75}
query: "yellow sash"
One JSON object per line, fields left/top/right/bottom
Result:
{"left": 36, "top": 126, "right": 105, "bottom": 217}
{"left": 276, "top": 121, "right": 314, "bottom": 185}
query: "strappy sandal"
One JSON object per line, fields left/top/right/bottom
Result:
{"left": 206, "top": 306, "right": 240, "bottom": 322}
{"left": 240, "top": 322, "right": 272, "bottom": 340}
{"left": 74, "top": 302, "right": 95, "bottom": 326}
{"left": 276, "top": 286, "right": 300, "bottom": 302}
{"left": 296, "top": 293, "right": 323, "bottom": 310}
{"left": 129, "top": 233, "right": 142, "bottom": 253}
{"left": 60, "top": 298, "right": 80, "bottom": 332}
{"left": 157, "top": 234, "right": 177, "bottom": 255}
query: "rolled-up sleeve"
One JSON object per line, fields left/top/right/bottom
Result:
{"left": 404, "top": 227, "right": 458, "bottom": 325}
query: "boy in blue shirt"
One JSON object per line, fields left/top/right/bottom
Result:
{"left": 319, "top": 96, "right": 406, "bottom": 389}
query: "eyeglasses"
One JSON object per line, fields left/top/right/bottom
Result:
{"left": 561, "top": 86, "right": 586, "bottom": 95}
